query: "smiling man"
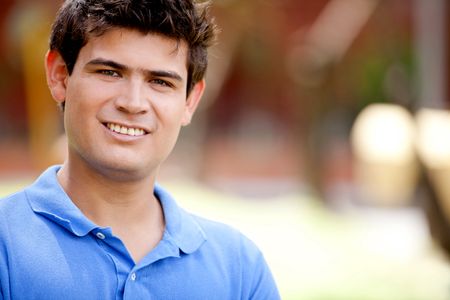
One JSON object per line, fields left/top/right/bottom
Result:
{"left": 0, "top": 1, "right": 280, "bottom": 299}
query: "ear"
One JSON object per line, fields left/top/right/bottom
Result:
{"left": 181, "top": 79, "right": 206, "bottom": 126}
{"left": 45, "top": 50, "right": 69, "bottom": 104}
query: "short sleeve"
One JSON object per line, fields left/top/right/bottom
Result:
{"left": 248, "top": 252, "right": 281, "bottom": 300}
{"left": 238, "top": 233, "right": 280, "bottom": 300}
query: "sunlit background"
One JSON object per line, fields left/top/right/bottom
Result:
{"left": 0, "top": 0, "right": 450, "bottom": 299}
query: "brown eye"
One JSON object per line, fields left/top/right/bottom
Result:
{"left": 151, "top": 79, "right": 172, "bottom": 87}
{"left": 98, "top": 70, "right": 120, "bottom": 77}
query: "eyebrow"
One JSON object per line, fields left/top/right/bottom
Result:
{"left": 85, "top": 58, "right": 183, "bottom": 82}
{"left": 86, "top": 58, "right": 126, "bottom": 70}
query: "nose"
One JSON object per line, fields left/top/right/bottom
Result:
{"left": 114, "top": 79, "right": 150, "bottom": 114}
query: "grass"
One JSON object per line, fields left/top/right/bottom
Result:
{"left": 1, "top": 178, "right": 449, "bottom": 299}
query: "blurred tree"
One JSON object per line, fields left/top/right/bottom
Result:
{"left": 9, "top": 0, "right": 62, "bottom": 169}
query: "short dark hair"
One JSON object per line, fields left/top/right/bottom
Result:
{"left": 49, "top": 0, "right": 218, "bottom": 95}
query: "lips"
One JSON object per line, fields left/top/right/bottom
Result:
{"left": 105, "top": 122, "right": 148, "bottom": 136}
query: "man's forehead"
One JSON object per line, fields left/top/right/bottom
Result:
{"left": 80, "top": 28, "right": 189, "bottom": 71}
{"left": 87, "top": 28, "right": 188, "bottom": 53}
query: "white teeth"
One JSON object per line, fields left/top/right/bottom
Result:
{"left": 106, "top": 123, "right": 146, "bottom": 136}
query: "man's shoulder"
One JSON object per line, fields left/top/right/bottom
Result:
{"left": 184, "top": 212, "right": 281, "bottom": 299}
{"left": 0, "top": 189, "right": 29, "bottom": 214}
{"left": 156, "top": 184, "right": 262, "bottom": 256}
{"left": 0, "top": 189, "right": 33, "bottom": 242}
{"left": 187, "top": 212, "right": 262, "bottom": 257}
{"left": 190, "top": 213, "right": 240, "bottom": 235}
{"left": 0, "top": 188, "right": 38, "bottom": 230}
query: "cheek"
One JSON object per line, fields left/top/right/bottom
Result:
{"left": 63, "top": 99, "right": 88, "bottom": 146}
{"left": 152, "top": 93, "right": 187, "bottom": 122}
{"left": 64, "top": 93, "right": 89, "bottom": 129}
{"left": 160, "top": 106, "right": 187, "bottom": 130}
{"left": 65, "top": 79, "right": 110, "bottom": 115}
{"left": 63, "top": 83, "right": 103, "bottom": 137}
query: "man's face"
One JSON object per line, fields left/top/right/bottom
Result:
{"left": 46, "top": 28, "right": 204, "bottom": 181}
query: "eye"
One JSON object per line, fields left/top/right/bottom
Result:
{"left": 97, "top": 69, "right": 120, "bottom": 77}
{"left": 151, "top": 79, "right": 172, "bottom": 87}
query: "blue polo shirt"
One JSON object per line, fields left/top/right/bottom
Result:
{"left": 0, "top": 166, "right": 280, "bottom": 300}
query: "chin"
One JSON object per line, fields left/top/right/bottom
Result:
{"left": 70, "top": 145, "right": 163, "bottom": 182}
{"left": 89, "top": 157, "right": 158, "bottom": 182}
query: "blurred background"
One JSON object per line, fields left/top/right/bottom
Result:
{"left": 1, "top": 0, "right": 450, "bottom": 299}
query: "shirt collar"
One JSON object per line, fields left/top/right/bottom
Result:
{"left": 25, "top": 165, "right": 98, "bottom": 237}
{"left": 154, "top": 183, "right": 206, "bottom": 254}
{"left": 25, "top": 165, "right": 206, "bottom": 254}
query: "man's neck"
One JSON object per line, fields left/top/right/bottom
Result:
{"left": 58, "top": 161, "right": 155, "bottom": 221}
{"left": 56, "top": 160, "right": 165, "bottom": 262}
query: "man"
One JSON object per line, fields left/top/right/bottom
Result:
{"left": 0, "top": 0, "right": 280, "bottom": 299}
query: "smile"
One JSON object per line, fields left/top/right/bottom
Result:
{"left": 105, "top": 122, "right": 147, "bottom": 136}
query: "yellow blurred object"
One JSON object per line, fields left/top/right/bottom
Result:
{"left": 416, "top": 108, "right": 450, "bottom": 223}
{"left": 19, "top": 4, "right": 62, "bottom": 169}
{"left": 416, "top": 109, "right": 450, "bottom": 169}
{"left": 351, "top": 103, "right": 419, "bottom": 206}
